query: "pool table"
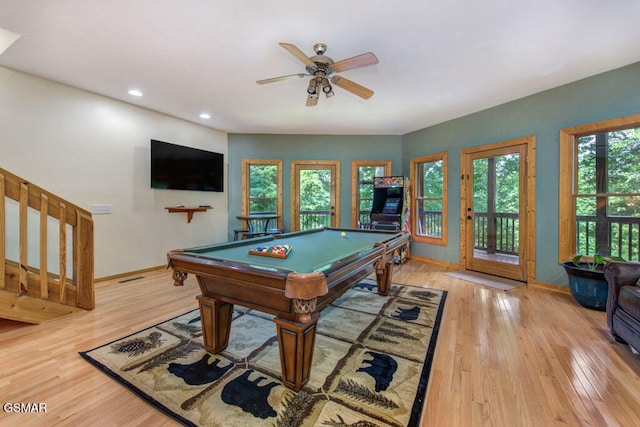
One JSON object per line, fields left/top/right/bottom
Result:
{"left": 167, "top": 227, "right": 410, "bottom": 390}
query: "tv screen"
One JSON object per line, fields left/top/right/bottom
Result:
{"left": 151, "top": 140, "right": 224, "bottom": 192}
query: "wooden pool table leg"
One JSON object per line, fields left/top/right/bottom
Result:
{"left": 274, "top": 312, "right": 320, "bottom": 391}
{"left": 375, "top": 252, "right": 396, "bottom": 296}
{"left": 196, "top": 295, "right": 233, "bottom": 353}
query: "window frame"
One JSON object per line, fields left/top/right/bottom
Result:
{"left": 241, "top": 159, "right": 283, "bottom": 229}
{"left": 350, "top": 160, "right": 392, "bottom": 227}
{"left": 410, "top": 152, "right": 448, "bottom": 245}
{"left": 558, "top": 113, "right": 640, "bottom": 263}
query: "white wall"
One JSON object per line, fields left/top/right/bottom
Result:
{"left": 0, "top": 67, "right": 228, "bottom": 278}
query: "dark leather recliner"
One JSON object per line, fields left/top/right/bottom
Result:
{"left": 604, "top": 261, "right": 640, "bottom": 352}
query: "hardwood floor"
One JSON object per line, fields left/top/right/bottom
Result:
{"left": 1, "top": 259, "right": 639, "bottom": 426}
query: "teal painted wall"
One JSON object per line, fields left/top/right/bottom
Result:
{"left": 228, "top": 62, "right": 640, "bottom": 287}
{"left": 227, "top": 134, "right": 403, "bottom": 237}
{"left": 404, "top": 61, "right": 640, "bottom": 286}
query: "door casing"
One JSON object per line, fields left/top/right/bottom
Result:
{"left": 460, "top": 136, "right": 536, "bottom": 282}
{"left": 290, "top": 160, "right": 340, "bottom": 231}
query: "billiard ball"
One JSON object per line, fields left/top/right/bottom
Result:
{"left": 341, "top": 232, "right": 346, "bottom": 237}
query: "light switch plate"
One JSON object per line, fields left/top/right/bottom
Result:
{"left": 92, "top": 204, "right": 112, "bottom": 214}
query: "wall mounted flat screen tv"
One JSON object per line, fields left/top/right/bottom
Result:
{"left": 151, "top": 139, "right": 224, "bottom": 192}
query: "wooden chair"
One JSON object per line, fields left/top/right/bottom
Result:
{"left": 246, "top": 217, "right": 270, "bottom": 238}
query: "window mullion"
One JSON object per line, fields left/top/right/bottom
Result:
{"left": 594, "top": 133, "right": 610, "bottom": 255}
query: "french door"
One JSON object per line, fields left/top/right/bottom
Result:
{"left": 291, "top": 161, "right": 340, "bottom": 231}
{"left": 461, "top": 137, "right": 536, "bottom": 282}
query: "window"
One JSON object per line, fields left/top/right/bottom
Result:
{"left": 411, "top": 152, "right": 448, "bottom": 245}
{"left": 351, "top": 161, "right": 392, "bottom": 227}
{"left": 559, "top": 114, "right": 640, "bottom": 262}
{"left": 241, "top": 159, "right": 283, "bottom": 227}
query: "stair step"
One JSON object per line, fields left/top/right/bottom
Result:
{"left": 0, "top": 289, "right": 81, "bottom": 324}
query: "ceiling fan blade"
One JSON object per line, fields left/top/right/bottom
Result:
{"left": 279, "top": 42, "right": 317, "bottom": 69}
{"left": 330, "top": 52, "right": 379, "bottom": 73}
{"left": 256, "top": 73, "right": 307, "bottom": 85}
{"left": 306, "top": 94, "right": 319, "bottom": 107}
{"left": 331, "top": 76, "right": 374, "bottom": 99}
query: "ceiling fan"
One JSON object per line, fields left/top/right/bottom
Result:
{"left": 257, "top": 42, "right": 379, "bottom": 107}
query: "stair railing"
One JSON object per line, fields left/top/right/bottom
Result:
{"left": 0, "top": 167, "right": 94, "bottom": 310}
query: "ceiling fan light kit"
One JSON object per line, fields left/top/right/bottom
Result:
{"left": 258, "top": 42, "right": 378, "bottom": 106}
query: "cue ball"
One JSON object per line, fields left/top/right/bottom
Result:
{"left": 341, "top": 232, "right": 346, "bottom": 237}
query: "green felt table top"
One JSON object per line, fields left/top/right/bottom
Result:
{"left": 183, "top": 228, "right": 403, "bottom": 274}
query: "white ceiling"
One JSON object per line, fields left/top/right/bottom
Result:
{"left": 1, "top": 0, "right": 639, "bottom": 135}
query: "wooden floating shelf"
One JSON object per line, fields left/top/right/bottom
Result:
{"left": 165, "top": 206, "right": 212, "bottom": 223}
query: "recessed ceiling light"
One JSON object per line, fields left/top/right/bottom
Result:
{"left": 199, "top": 113, "right": 211, "bottom": 119}
{"left": 128, "top": 89, "right": 143, "bottom": 97}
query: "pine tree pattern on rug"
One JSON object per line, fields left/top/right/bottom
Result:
{"left": 81, "top": 279, "right": 446, "bottom": 427}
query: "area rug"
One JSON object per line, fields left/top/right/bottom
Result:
{"left": 80, "top": 278, "right": 446, "bottom": 427}
{"left": 446, "top": 270, "right": 525, "bottom": 291}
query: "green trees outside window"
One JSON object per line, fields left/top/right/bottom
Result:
{"left": 299, "top": 169, "right": 333, "bottom": 230}
{"left": 248, "top": 164, "right": 278, "bottom": 214}
{"left": 357, "top": 165, "right": 386, "bottom": 225}
{"left": 472, "top": 153, "right": 520, "bottom": 254}
{"left": 417, "top": 160, "right": 444, "bottom": 238}
{"left": 241, "top": 159, "right": 282, "bottom": 232}
{"left": 411, "top": 152, "right": 448, "bottom": 245}
{"left": 575, "top": 127, "right": 640, "bottom": 260}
